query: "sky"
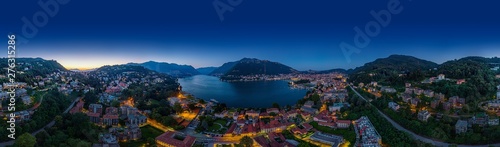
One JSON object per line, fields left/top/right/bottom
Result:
{"left": 1, "top": 0, "right": 500, "bottom": 70}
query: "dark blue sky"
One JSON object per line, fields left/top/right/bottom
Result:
{"left": 1, "top": 0, "right": 500, "bottom": 70}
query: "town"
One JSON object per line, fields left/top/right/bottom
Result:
{"left": 0, "top": 61, "right": 384, "bottom": 147}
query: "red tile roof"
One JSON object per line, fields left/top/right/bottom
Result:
{"left": 87, "top": 112, "right": 101, "bottom": 117}
{"left": 226, "top": 124, "right": 237, "bottom": 134}
{"left": 336, "top": 120, "right": 351, "bottom": 124}
{"left": 156, "top": 131, "right": 195, "bottom": 147}
{"left": 302, "top": 123, "right": 313, "bottom": 131}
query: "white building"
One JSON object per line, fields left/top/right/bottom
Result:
{"left": 388, "top": 102, "right": 399, "bottom": 111}
{"left": 438, "top": 74, "right": 445, "bottom": 80}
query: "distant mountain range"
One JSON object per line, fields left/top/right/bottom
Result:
{"left": 196, "top": 67, "right": 218, "bottom": 75}
{"left": 13, "top": 55, "right": 500, "bottom": 83}
{"left": 209, "top": 61, "right": 239, "bottom": 76}
{"left": 127, "top": 61, "right": 200, "bottom": 77}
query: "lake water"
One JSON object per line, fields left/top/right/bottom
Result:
{"left": 178, "top": 75, "right": 307, "bottom": 108}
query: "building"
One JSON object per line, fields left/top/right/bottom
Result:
{"left": 266, "top": 108, "right": 280, "bottom": 114}
{"left": 336, "top": 120, "right": 351, "bottom": 129}
{"left": 455, "top": 120, "right": 468, "bottom": 134}
{"left": 381, "top": 86, "right": 396, "bottom": 93}
{"left": 411, "top": 98, "right": 420, "bottom": 107}
{"left": 488, "top": 118, "right": 499, "bottom": 126}
{"left": 245, "top": 110, "right": 260, "bottom": 118}
{"left": 309, "top": 132, "right": 344, "bottom": 147}
{"left": 120, "top": 106, "right": 138, "bottom": 115}
{"left": 471, "top": 112, "right": 489, "bottom": 127}
{"left": 301, "top": 106, "right": 318, "bottom": 114}
{"left": 388, "top": 102, "right": 399, "bottom": 111}
{"left": 304, "top": 101, "right": 314, "bottom": 108}
{"left": 254, "top": 132, "right": 296, "bottom": 147}
{"left": 418, "top": 110, "right": 431, "bottom": 122}
{"left": 497, "top": 90, "right": 500, "bottom": 99}
{"left": 329, "top": 103, "right": 344, "bottom": 112}
{"left": 353, "top": 116, "right": 381, "bottom": 147}
{"left": 314, "top": 111, "right": 332, "bottom": 123}
{"left": 443, "top": 102, "right": 452, "bottom": 111}
{"left": 103, "top": 107, "right": 119, "bottom": 126}
{"left": 21, "top": 96, "right": 31, "bottom": 105}
{"left": 401, "top": 94, "right": 412, "bottom": 103}
{"left": 456, "top": 79, "right": 466, "bottom": 85}
{"left": 424, "top": 90, "right": 434, "bottom": 98}
{"left": 405, "top": 83, "right": 412, "bottom": 88}
{"left": 88, "top": 112, "right": 101, "bottom": 124}
{"left": 89, "top": 104, "right": 103, "bottom": 114}
{"left": 215, "top": 110, "right": 228, "bottom": 118}
{"left": 99, "top": 133, "right": 118, "bottom": 144}
{"left": 438, "top": 74, "right": 445, "bottom": 80}
{"left": 108, "top": 124, "right": 142, "bottom": 142}
{"left": 128, "top": 114, "right": 147, "bottom": 126}
{"left": 8, "top": 111, "right": 31, "bottom": 123}
{"left": 156, "top": 131, "right": 196, "bottom": 147}
{"left": 70, "top": 99, "right": 85, "bottom": 114}
{"left": 168, "top": 97, "right": 181, "bottom": 106}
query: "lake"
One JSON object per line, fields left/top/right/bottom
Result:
{"left": 178, "top": 75, "right": 307, "bottom": 108}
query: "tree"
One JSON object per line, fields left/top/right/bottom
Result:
{"left": 240, "top": 136, "right": 254, "bottom": 147}
{"left": 111, "top": 100, "right": 120, "bottom": 107}
{"left": 188, "top": 103, "right": 196, "bottom": 110}
{"left": 272, "top": 102, "right": 280, "bottom": 109}
{"left": 173, "top": 102, "right": 182, "bottom": 113}
{"left": 15, "top": 133, "right": 36, "bottom": 147}
{"left": 199, "top": 99, "right": 206, "bottom": 104}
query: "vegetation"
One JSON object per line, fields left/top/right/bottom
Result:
{"left": 348, "top": 55, "right": 438, "bottom": 86}
{"left": 0, "top": 58, "right": 67, "bottom": 85}
{"left": 238, "top": 136, "right": 254, "bottom": 147}
{"left": 14, "top": 133, "right": 36, "bottom": 147}
{"left": 343, "top": 89, "right": 417, "bottom": 146}
{"left": 0, "top": 89, "right": 76, "bottom": 141}
{"left": 371, "top": 93, "right": 500, "bottom": 144}
{"left": 37, "top": 113, "right": 98, "bottom": 146}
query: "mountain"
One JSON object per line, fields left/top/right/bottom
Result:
{"left": 197, "top": 67, "right": 218, "bottom": 75}
{"left": 301, "top": 68, "right": 347, "bottom": 74}
{"left": 209, "top": 61, "right": 239, "bottom": 76}
{"left": 0, "top": 58, "right": 67, "bottom": 84}
{"left": 349, "top": 54, "right": 439, "bottom": 84}
{"left": 128, "top": 61, "right": 200, "bottom": 77}
{"left": 216, "top": 58, "right": 298, "bottom": 79}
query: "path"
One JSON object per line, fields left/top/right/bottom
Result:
{"left": 349, "top": 85, "right": 500, "bottom": 147}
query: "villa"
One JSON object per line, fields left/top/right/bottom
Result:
{"left": 388, "top": 102, "right": 400, "bottom": 111}
{"left": 418, "top": 110, "right": 431, "bottom": 122}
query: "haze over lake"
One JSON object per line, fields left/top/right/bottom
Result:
{"left": 178, "top": 75, "right": 307, "bottom": 108}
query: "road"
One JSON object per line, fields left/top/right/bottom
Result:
{"left": 0, "top": 97, "right": 80, "bottom": 147}
{"left": 349, "top": 85, "right": 500, "bottom": 147}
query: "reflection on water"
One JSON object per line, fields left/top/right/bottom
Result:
{"left": 178, "top": 75, "right": 307, "bottom": 108}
